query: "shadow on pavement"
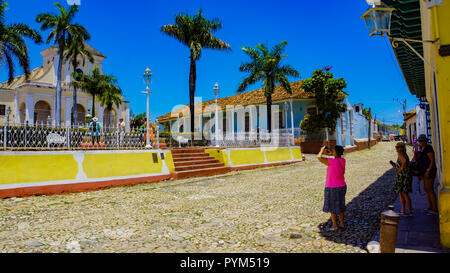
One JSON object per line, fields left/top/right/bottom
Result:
{"left": 317, "top": 168, "right": 398, "bottom": 250}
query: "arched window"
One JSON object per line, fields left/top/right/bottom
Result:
{"left": 34, "top": 101, "right": 52, "bottom": 126}
{"left": 103, "top": 108, "right": 116, "bottom": 130}
{"left": 76, "top": 104, "right": 86, "bottom": 126}
{"left": 19, "top": 102, "right": 26, "bottom": 124}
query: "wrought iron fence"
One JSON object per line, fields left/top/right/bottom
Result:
{"left": 0, "top": 122, "right": 303, "bottom": 151}
{"left": 0, "top": 122, "right": 153, "bottom": 151}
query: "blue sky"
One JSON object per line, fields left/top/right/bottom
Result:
{"left": 1, "top": 0, "right": 419, "bottom": 125}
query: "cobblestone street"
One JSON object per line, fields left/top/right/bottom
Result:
{"left": 0, "top": 142, "right": 400, "bottom": 253}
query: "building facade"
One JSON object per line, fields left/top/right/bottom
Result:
{"left": 0, "top": 44, "right": 130, "bottom": 130}
{"left": 379, "top": 0, "right": 450, "bottom": 247}
{"left": 157, "top": 80, "right": 374, "bottom": 149}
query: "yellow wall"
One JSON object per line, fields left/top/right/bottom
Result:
{"left": 164, "top": 152, "right": 175, "bottom": 173}
{"left": 205, "top": 148, "right": 229, "bottom": 166}
{"left": 207, "top": 147, "right": 302, "bottom": 167}
{"left": 229, "top": 149, "right": 266, "bottom": 166}
{"left": 82, "top": 153, "right": 163, "bottom": 179}
{"left": 421, "top": 0, "right": 450, "bottom": 248}
{"left": 0, "top": 151, "right": 170, "bottom": 186}
{"left": 292, "top": 147, "right": 302, "bottom": 160}
{"left": 266, "top": 148, "right": 292, "bottom": 162}
{"left": 0, "top": 154, "right": 78, "bottom": 184}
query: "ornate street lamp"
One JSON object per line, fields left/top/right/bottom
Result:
{"left": 142, "top": 67, "right": 153, "bottom": 149}
{"left": 213, "top": 82, "right": 220, "bottom": 147}
{"left": 360, "top": 1, "right": 394, "bottom": 37}
{"left": 361, "top": 0, "right": 437, "bottom": 71}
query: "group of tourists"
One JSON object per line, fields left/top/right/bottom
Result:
{"left": 392, "top": 134, "right": 438, "bottom": 216}
{"left": 87, "top": 117, "right": 127, "bottom": 146}
{"left": 316, "top": 134, "right": 438, "bottom": 232}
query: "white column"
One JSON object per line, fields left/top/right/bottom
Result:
{"left": 118, "top": 104, "right": 122, "bottom": 127}
{"left": 14, "top": 92, "right": 20, "bottom": 124}
{"left": 290, "top": 100, "right": 294, "bottom": 134}
{"left": 98, "top": 105, "right": 104, "bottom": 126}
{"left": 65, "top": 97, "right": 71, "bottom": 126}
{"left": 65, "top": 60, "right": 71, "bottom": 83}
{"left": 125, "top": 102, "right": 130, "bottom": 132}
{"left": 25, "top": 96, "right": 34, "bottom": 125}
{"left": 230, "top": 107, "right": 235, "bottom": 139}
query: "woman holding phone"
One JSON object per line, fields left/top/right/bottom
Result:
{"left": 390, "top": 142, "right": 413, "bottom": 216}
{"left": 317, "top": 145, "right": 347, "bottom": 231}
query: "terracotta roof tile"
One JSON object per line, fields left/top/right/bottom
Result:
{"left": 157, "top": 80, "right": 314, "bottom": 122}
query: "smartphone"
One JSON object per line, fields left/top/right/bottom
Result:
{"left": 389, "top": 160, "right": 397, "bottom": 168}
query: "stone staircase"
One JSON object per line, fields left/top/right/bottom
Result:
{"left": 171, "top": 148, "right": 230, "bottom": 179}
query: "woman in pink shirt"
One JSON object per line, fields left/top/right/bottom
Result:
{"left": 317, "top": 145, "right": 347, "bottom": 231}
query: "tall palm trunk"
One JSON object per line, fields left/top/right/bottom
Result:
{"left": 107, "top": 106, "right": 112, "bottom": 131}
{"left": 267, "top": 94, "right": 272, "bottom": 133}
{"left": 189, "top": 54, "right": 196, "bottom": 136}
{"left": 72, "top": 87, "right": 77, "bottom": 127}
{"left": 56, "top": 41, "right": 65, "bottom": 127}
{"left": 71, "top": 62, "right": 77, "bottom": 127}
{"left": 91, "top": 94, "right": 96, "bottom": 117}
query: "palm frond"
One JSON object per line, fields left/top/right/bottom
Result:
{"left": 9, "top": 23, "right": 43, "bottom": 44}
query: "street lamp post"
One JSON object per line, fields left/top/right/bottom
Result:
{"left": 143, "top": 67, "right": 153, "bottom": 149}
{"left": 213, "top": 82, "right": 220, "bottom": 147}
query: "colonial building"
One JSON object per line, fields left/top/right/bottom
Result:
{"left": 404, "top": 105, "right": 428, "bottom": 144}
{"left": 0, "top": 44, "right": 130, "bottom": 130}
{"left": 157, "top": 80, "right": 373, "bottom": 149}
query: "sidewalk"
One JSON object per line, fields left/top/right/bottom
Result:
{"left": 373, "top": 176, "right": 449, "bottom": 253}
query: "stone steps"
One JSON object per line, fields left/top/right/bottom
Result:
{"left": 175, "top": 162, "right": 225, "bottom": 172}
{"left": 173, "top": 158, "right": 220, "bottom": 166}
{"left": 170, "top": 148, "right": 230, "bottom": 179}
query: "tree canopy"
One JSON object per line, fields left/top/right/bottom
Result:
{"left": 237, "top": 41, "right": 300, "bottom": 132}
{"left": 300, "top": 67, "right": 347, "bottom": 133}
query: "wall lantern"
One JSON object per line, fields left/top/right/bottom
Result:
{"left": 360, "top": 3, "right": 394, "bottom": 37}
{"left": 361, "top": 0, "right": 437, "bottom": 71}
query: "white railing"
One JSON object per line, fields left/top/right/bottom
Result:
{"left": 210, "top": 128, "right": 298, "bottom": 147}
{"left": 0, "top": 122, "right": 160, "bottom": 151}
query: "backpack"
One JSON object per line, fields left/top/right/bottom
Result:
{"left": 92, "top": 121, "right": 97, "bottom": 132}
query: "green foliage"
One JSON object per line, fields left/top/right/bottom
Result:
{"left": 362, "top": 108, "right": 372, "bottom": 120}
{"left": 161, "top": 9, "right": 230, "bottom": 133}
{"left": 130, "top": 113, "right": 146, "bottom": 128}
{"left": 161, "top": 9, "right": 230, "bottom": 61}
{"left": 36, "top": 2, "right": 89, "bottom": 126}
{"left": 392, "top": 124, "right": 406, "bottom": 130}
{"left": 237, "top": 41, "right": 300, "bottom": 132}
{"left": 0, "top": 1, "right": 42, "bottom": 83}
{"left": 71, "top": 67, "right": 121, "bottom": 117}
{"left": 299, "top": 68, "right": 347, "bottom": 133}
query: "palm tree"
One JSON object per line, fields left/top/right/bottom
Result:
{"left": 161, "top": 9, "right": 230, "bottom": 134}
{"left": 72, "top": 66, "right": 119, "bottom": 120}
{"left": 0, "top": 1, "right": 42, "bottom": 83}
{"left": 99, "top": 84, "right": 122, "bottom": 130}
{"left": 65, "top": 36, "right": 93, "bottom": 127}
{"left": 237, "top": 41, "right": 300, "bottom": 132}
{"left": 36, "top": 2, "right": 90, "bottom": 126}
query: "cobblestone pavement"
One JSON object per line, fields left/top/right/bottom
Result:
{"left": 0, "top": 142, "right": 400, "bottom": 253}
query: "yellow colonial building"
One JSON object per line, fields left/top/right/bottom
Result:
{"left": 0, "top": 44, "right": 130, "bottom": 130}
{"left": 372, "top": 0, "right": 450, "bottom": 247}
